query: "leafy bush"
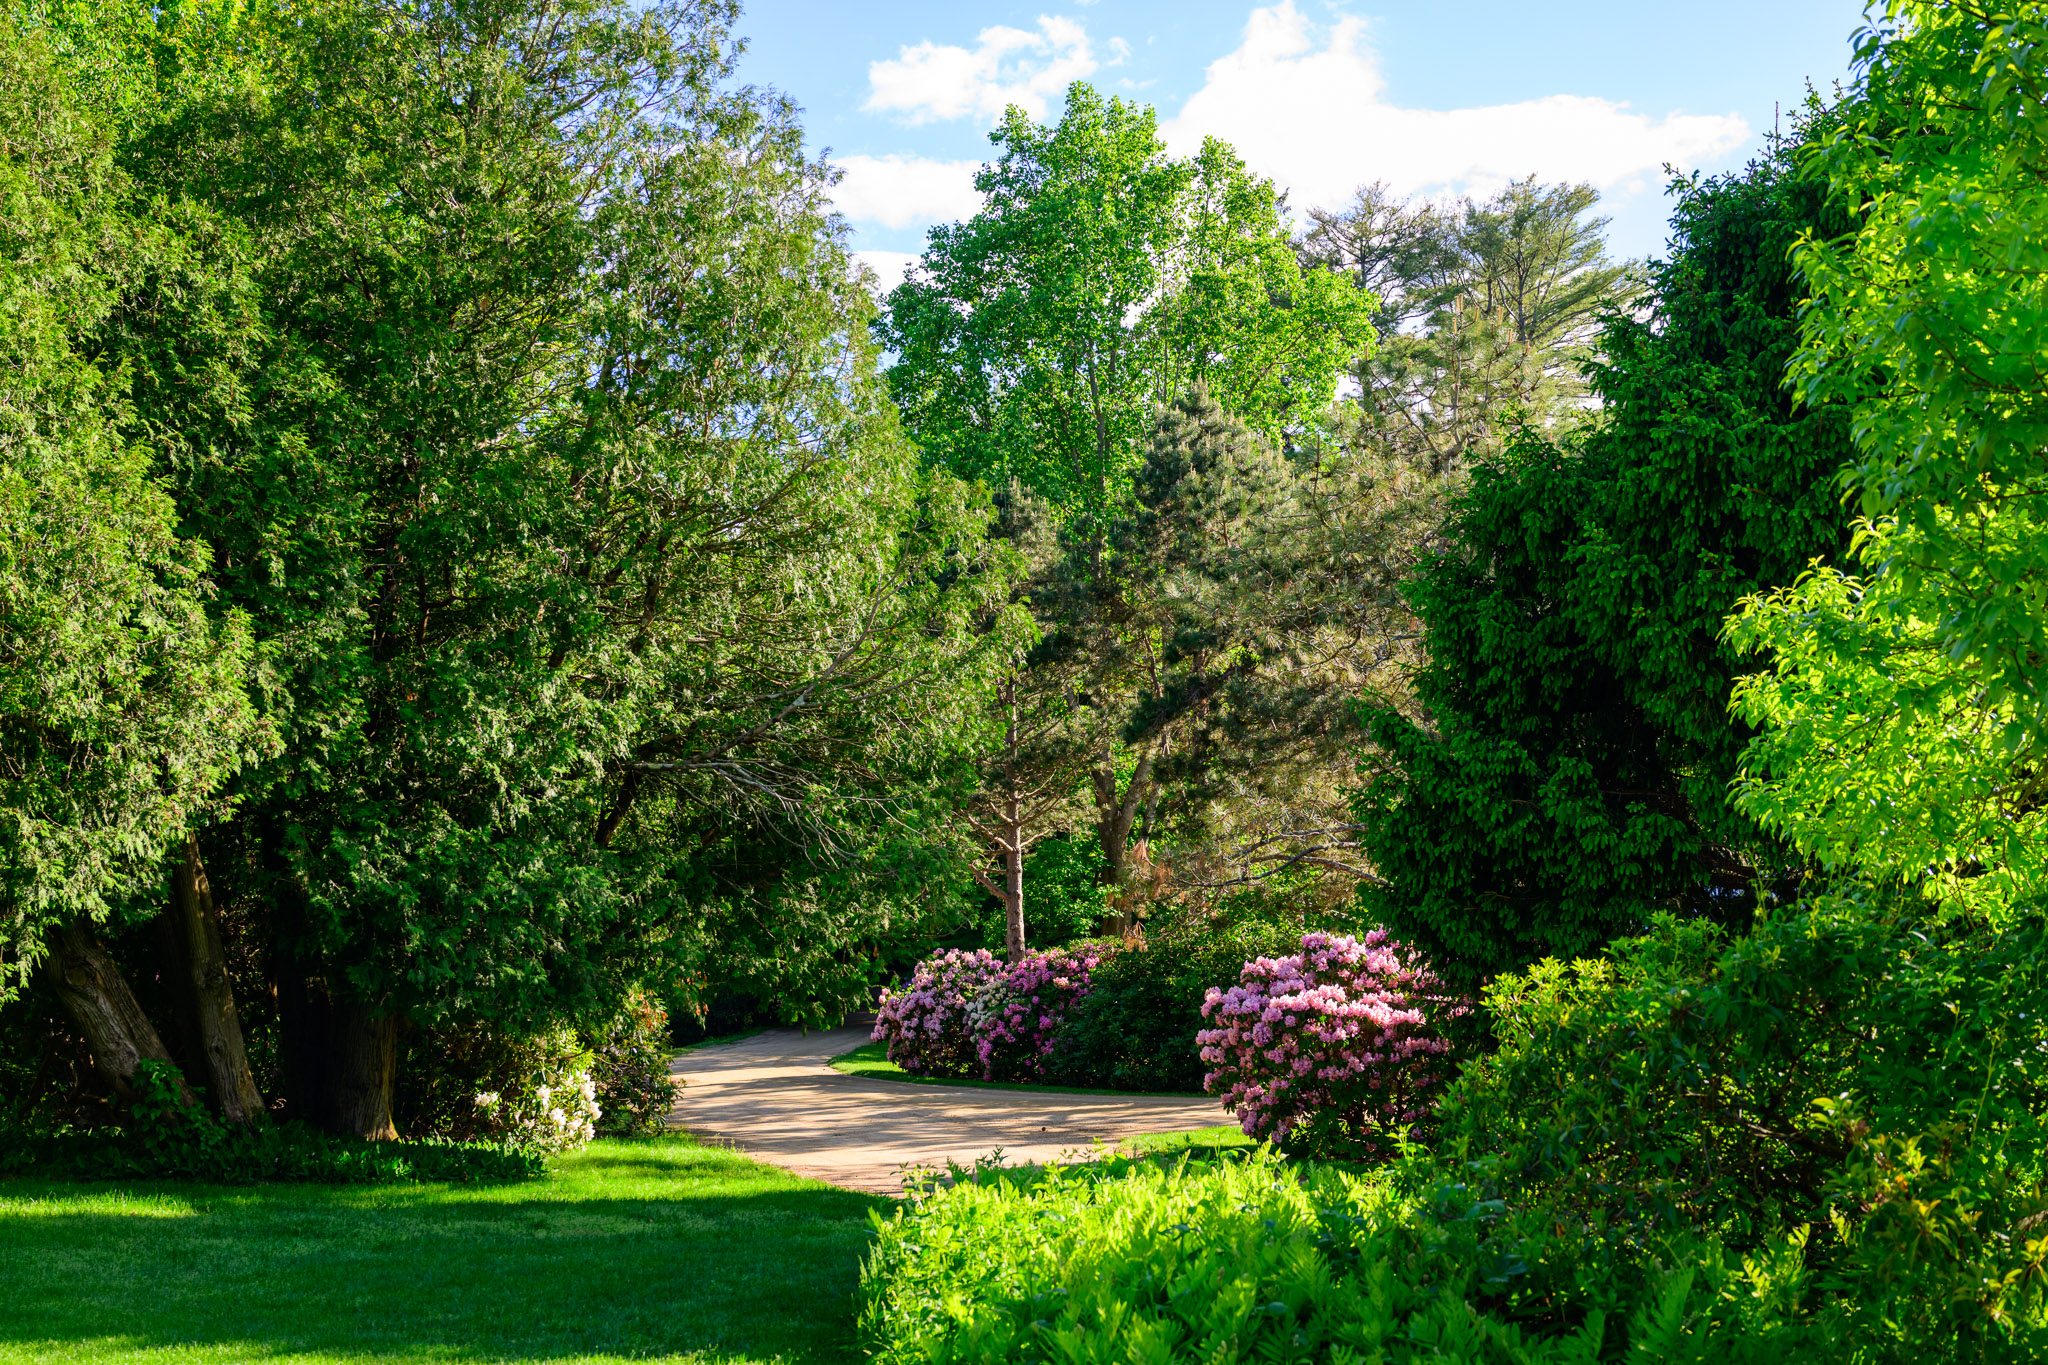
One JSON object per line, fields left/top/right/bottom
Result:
{"left": 1197, "top": 930, "right": 1453, "bottom": 1157}
{"left": 394, "top": 1022, "right": 599, "bottom": 1152}
{"left": 863, "top": 934, "right": 2048, "bottom": 1365}
{"left": 1051, "top": 917, "right": 1300, "bottom": 1092}
{"left": 1431, "top": 902, "right": 2048, "bottom": 1354}
{"left": 13, "top": 1062, "right": 541, "bottom": 1184}
{"left": 872, "top": 948, "right": 1008, "bottom": 1076}
{"left": 590, "top": 989, "right": 682, "bottom": 1137}
{"left": 858, "top": 1150, "right": 1885, "bottom": 1364}
{"left": 967, "top": 942, "right": 1109, "bottom": 1082}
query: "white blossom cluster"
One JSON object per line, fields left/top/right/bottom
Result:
{"left": 470, "top": 1068, "right": 601, "bottom": 1153}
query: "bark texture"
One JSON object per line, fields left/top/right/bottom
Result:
{"left": 328, "top": 1000, "right": 400, "bottom": 1140}
{"left": 44, "top": 920, "right": 195, "bottom": 1106}
{"left": 166, "top": 835, "right": 266, "bottom": 1124}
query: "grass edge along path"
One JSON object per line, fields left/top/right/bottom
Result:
{"left": 827, "top": 1040, "right": 1208, "bottom": 1099}
{"left": 0, "top": 1133, "right": 886, "bottom": 1365}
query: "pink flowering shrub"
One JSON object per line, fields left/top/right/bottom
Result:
{"left": 872, "top": 949, "right": 1007, "bottom": 1076}
{"left": 970, "top": 943, "right": 1112, "bottom": 1082}
{"left": 1197, "top": 930, "right": 1452, "bottom": 1157}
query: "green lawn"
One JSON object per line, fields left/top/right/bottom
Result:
{"left": 1120, "top": 1125, "right": 1255, "bottom": 1158}
{"left": 827, "top": 1040, "right": 1204, "bottom": 1098}
{"left": 0, "top": 1135, "right": 887, "bottom": 1365}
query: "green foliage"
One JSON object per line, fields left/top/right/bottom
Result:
{"left": 12, "top": 1060, "right": 542, "bottom": 1182}
{"left": 864, "top": 899, "right": 2048, "bottom": 1361}
{"left": 1728, "top": 1, "right": 2048, "bottom": 923}
{"left": 0, "top": 11, "right": 262, "bottom": 992}
{"left": 858, "top": 1150, "right": 1858, "bottom": 1364}
{"left": 1050, "top": 914, "right": 1299, "bottom": 1093}
{"left": 884, "top": 83, "right": 1374, "bottom": 522}
{"left": 1305, "top": 177, "right": 1638, "bottom": 472}
{"left": 589, "top": 989, "right": 682, "bottom": 1138}
{"left": 1440, "top": 900, "right": 2048, "bottom": 1358}
{"left": 6, "top": 0, "right": 1023, "bottom": 1091}
{"left": 1356, "top": 133, "right": 1856, "bottom": 984}
{"left": 975, "top": 835, "right": 1105, "bottom": 951}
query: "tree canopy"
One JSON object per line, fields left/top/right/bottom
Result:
{"left": 1353, "top": 136, "right": 1856, "bottom": 983}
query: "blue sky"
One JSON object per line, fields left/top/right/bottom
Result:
{"left": 731, "top": 1, "right": 1868, "bottom": 288}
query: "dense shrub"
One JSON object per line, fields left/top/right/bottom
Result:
{"left": 1197, "top": 930, "right": 1453, "bottom": 1156}
{"left": 11, "top": 1062, "right": 542, "bottom": 1183}
{"left": 872, "top": 948, "right": 1008, "bottom": 1076}
{"left": 590, "top": 989, "right": 683, "bottom": 1137}
{"left": 394, "top": 1022, "right": 600, "bottom": 1152}
{"left": 862, "top": 904, "right": 2048, "bottom": 1362}
{"left": 1431, "top": 902, "right": 2048, "bottom": 1353}
{"left": 1051, "top": 917, "right": 1300, "bottom": 1092}
{"left": 968, "top": 943, "right": 1109, "bottom": 1082}
{"left": 858, "top": 1150, "right": 1864, "bottom": 1364}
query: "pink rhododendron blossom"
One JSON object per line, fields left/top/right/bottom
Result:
{"left": 969, "top": 943, "right": 1109, "bottom": 1082}
{"left": 1196, "top": 930, "right": 1454, "bottom": 1156}
{"left": 872, "top": 949, "right": 1007, "bottom": 1077}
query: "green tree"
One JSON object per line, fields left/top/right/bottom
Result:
{"left": 0, "top": 15, "right": 264, "bottom": 1108}
{"left": 885, "top": 84, "right": 1373, "bottom": 521}
{"left": 884, "top": 84, "right": 1376, "bottom": 919}
{"left": 1354, "top": 136, "right": 1856, "bottom": 985}
{"left": 1727, "top": 1, "right": 2048, "bottom": 920}
{"left": 24, "top": 0, "right": 1020, "bottom": 1135}
{"left": 1304, "top": 177, "right": 1636, "bottom": 475}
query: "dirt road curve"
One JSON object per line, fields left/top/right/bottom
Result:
{"left": 665, "top": 1023, "right": 1231, "bottom": 1195}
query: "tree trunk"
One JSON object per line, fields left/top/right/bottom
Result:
{"left": 43, "top": 920, "right": 195, "bottom": 1107}
{"left": 263, "top": 812, "right": 335, "bottom": 1129}
{"left": 328, "top": 999, "right": 399, "bottom": 1140}
{"left": 1003, "top": 796, "right": 1026, "bottom": 964}
{"left": 166, "top": 835, "right": 266, "bottom": 1125}
{"left": 1092, "top": 743, "right": 1158, "bottom": 936}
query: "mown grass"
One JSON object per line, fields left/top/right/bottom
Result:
{"left": 1119, "top": 1125, "right": 1255, "bottom": 1159}
{"left": 0, "top": 1134, "right": 887, "bottom": 1365}
{"left": 827, "top": 1041, "right": 1204, "bottom": 1098}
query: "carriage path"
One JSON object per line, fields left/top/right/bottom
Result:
{"left": 664, "top": 1021, "right": 1231, "bottom": 1194}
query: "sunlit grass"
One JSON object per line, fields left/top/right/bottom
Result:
{"left": 0, "top": 1135, "right": 886, "bottom": 1364}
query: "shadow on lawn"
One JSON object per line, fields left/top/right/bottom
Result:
{"left": 0, "top": 1164, "right": 890, "bottom": 1364}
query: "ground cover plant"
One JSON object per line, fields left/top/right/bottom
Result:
{"left": 0, "top": 1134, "right": 885, "bottom": 1364}
{"left": 857, "top": 1151, "right": 1854, "bottom": 1365}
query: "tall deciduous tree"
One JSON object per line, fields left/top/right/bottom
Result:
{"left": 883, "top": 83, "right": 1376, "bottom": 920}
{"left": 1728, "top": 4, "right": 2048, "bottom": 920}
{"left": 1354, "top": 135, "right": 1855, "bottom": 985}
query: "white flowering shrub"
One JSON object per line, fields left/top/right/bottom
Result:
{"left": 398, "top": 1022, "right": 602, "bottom": 1153}
{"left": 473, "top": 1063, "right": 600, "bottom": 1153}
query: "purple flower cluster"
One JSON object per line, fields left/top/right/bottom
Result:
{"left": 1196, "top": 930, "right": 1451, "bottom": 1152}
{"left": 872, "top": 949, "right": 1008, "bottom": 1076}
{"left": 970, "top": 943, "right": 1108, "bottom": 1082}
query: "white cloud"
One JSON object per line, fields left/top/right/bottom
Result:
{"left": 1161, "top": 2, "right": 1748, "bottom": 213}
{"left": 833, "top": 154, "right": 982, "bottom": 230}
{"left": 854, "top": 250, "right": 920, "bottom": 296}
{"left": 864, "top": 15, "right": 1103, "bottom": 124}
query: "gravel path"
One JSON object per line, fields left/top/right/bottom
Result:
{"left": 665, "top": 1023, "right": 1232, "bottom": 1194}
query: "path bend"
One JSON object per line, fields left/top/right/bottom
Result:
{"left": 665, "top": 1024, "right": 1231, "bottom": 1195}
